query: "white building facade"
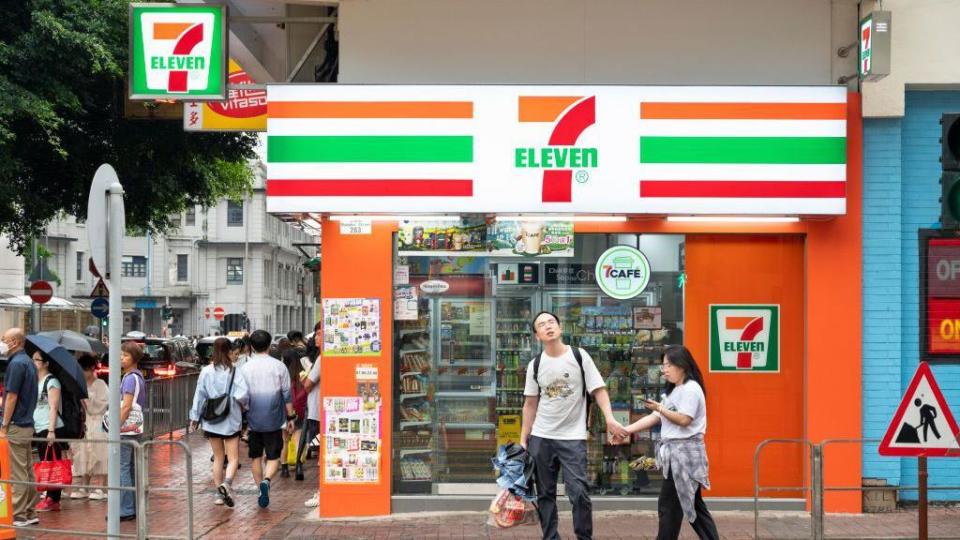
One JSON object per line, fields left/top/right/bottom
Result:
{"left": 40, "top": 163, "right": 317, "bottom": 337}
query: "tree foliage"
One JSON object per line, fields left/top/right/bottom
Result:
{"left": 0, "top": 0, "right": 258, "bottom": 252}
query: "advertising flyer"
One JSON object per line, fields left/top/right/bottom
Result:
{"left": 394, "top": 286, "right": 419, "bottom": 321}
{"left": 397, "top": 220, "right": 488, "bottom": 256}
{"left": 488, "top": 221, "right": 574, "bottom": 257}
{"left": 322, "top": 299, "right": 382, "bottom": 356}
{"left": 323, "top": 397, "right": 382, "bottom": 484}
{"left": 633, "top": 306, "right": 662, "bottom": 330}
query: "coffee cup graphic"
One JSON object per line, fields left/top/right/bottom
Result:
{"left": 519, "top": 222, "right": 544, "bottom": 255}
{"left": 613, "top": 257, "right": 633, "bottom": 289}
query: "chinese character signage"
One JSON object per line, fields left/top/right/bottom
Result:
{"left": 184, "top": 60, "right": 266, "bottom": 131}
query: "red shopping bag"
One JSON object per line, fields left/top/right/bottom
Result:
{"left": 34, "top": 446, "right": 72, "bottom": 492}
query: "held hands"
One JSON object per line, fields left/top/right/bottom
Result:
{"left": 606, "top": 418, "right": 629, "bottom": 444}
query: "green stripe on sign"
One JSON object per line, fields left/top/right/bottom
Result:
{"left": 268, "top": 136, "right": 473, "bottom": 163}
{"left": 640, "top": 137, "right": 846, "bottom": 164}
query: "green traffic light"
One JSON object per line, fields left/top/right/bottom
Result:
{"left": 949, "top": 181, "right": 960, "bottom": 222}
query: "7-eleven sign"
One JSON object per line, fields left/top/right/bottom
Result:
{"left": 709, "top": 305, "right": 780, "bottom": 372}
{"left": 129, "top": 4, "right": 227, "bottom": 101}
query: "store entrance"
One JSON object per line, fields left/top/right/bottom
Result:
{"left": 394, "top": 234, "right": 686, "bottom": 496}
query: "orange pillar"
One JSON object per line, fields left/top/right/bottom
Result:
{"left": 0, "top": 439, "right": 17, "bottom": 538}
{"left": 317, "top": 219, "right": 395, "bottom": 517}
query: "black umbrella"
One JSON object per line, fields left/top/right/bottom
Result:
{"left": 37, "top": 330, "right": 107, "bottom": 355}
{"left": 25, "top": 335, "right": 88, "bottom": 399}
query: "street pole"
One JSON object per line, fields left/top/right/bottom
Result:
{"left": 106, "top": 181, "right": 125, "bottom": 538}
{"left": 918, "top": 456, "right": 928, "bottom": 540}
{"left": 31, "top": 239, "right": 40, "bottom": 332}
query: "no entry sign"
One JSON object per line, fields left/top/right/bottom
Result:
{"left": 213, "top": 306, "right": 225, "bottom": 320}
{"left": 29, "top": 281, "right": 53, "bottom": 304}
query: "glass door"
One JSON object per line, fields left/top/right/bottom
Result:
{"left": 395, "top": 296, "right": 434, "bottom": 493}
{"left": 434, "top": 298, "right": 496, "bottom": 483}
{"left": 494, "top": 293, "right": 539, "bottom": 447}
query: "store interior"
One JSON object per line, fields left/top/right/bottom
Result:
{"left": 392, "top": 233, "right": 685, "bottom": 495}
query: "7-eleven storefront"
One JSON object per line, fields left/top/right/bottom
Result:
{"left": 266, "top": 85, "right": 863, "bottom": 517}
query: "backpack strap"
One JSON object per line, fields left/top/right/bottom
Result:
{"left": 532, "top": 353, "right": 542, "bottom": 395}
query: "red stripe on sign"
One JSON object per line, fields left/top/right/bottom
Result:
{"left": 266, "top": 179, "right": 473, "bottom": 197}
{"left": 639, "top": 180, "right": 846, "bottom": 198}
{"left": 542, "top": 170, "right": 573, "bottom": 202}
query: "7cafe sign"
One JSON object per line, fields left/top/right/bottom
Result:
{"left": 595, "top": 246, "right": 651, "bottom": 300}
{"left": 265, "top": 85, "right": 848, "bottom": 216}
{"left": 129, "top": 3, "right": 228, "bottom": 101}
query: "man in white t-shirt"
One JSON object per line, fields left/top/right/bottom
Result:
{"left": 521, "top": 311, "right": 627, "bottom": 540}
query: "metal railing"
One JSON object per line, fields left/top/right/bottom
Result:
{"left": 144, "top": 372, "right": 199, "bottom": 440}
{"left": 753, "top": 438, "right": 815, "bottom": 540}
{"left": 0, "top": 435, "right": 194, "bottom": 539}
{"left": 755, "top": 438, "right": 960, "bottom": 540}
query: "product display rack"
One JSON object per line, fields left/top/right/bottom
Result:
{"left": 395, "top": 305, "right": 434, "bottom": 493}
{"left": 549, "top": 292, "right": 680, "bottom": 496}
{"left": 494, "top": 298, "right": 537, "bottom": 424}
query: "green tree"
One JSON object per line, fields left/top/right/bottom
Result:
{"left": 0, "top": 0, "right": 258, "bottom": 252}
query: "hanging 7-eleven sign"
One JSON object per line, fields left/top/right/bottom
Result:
{"left": 129, "top": 3, "right": 227, "bottom": 101}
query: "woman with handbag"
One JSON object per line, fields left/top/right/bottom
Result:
{"left": 280, "top": 348, "right": 307, "bottom": 479}
{"left": 31, "top": 350, "right": 68, "bottom": 512}
{"left": 189, "top": 338, "right": 249, "bottom": 507}
{"left": 117, "top": 341, "right": 147, "bottom": 521}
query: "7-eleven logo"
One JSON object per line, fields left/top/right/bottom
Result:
{"left": 140, "top": 12, "right": 215, "bottom": 93}
{"left": 710, "top": 305, "right": 780, "bottom": 372}
{"left": 514, "top": 96, "right": 598, "bottom": 202}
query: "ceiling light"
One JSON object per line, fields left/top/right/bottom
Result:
{"left": 328, "top": 215, "right": 462, "bottom": 222}
{"left": 495, "top": 215, "right": 627, "bottom": 222}
{"left": 666, "top": 216, "right": 800, "bottom": 223}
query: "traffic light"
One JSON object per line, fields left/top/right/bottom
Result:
{"left": 940, "top": 113, "right": 960, "bottom": 228}
{"left": 161, "top": 305, "right": 172, "bottom": 320}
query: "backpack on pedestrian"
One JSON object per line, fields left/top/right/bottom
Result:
{"left": 42, "top": 375, "right": 87, "bottom": 440}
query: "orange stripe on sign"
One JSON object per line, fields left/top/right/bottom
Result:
{"left": 518, "top": 96, "right": 582, "bottom": 122}
{"left": 725, "top": 316, "right": 756, "bottom": 330}
{"left": 268, "top": 101, "right": 474, "bottom": 119}
{"left": 640, "top": 102, "right": 848, "bottom": 120}
{"left": 153, "top": 23, "right": 193, "bottom": 40}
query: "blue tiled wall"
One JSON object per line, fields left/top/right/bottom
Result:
{"left": 863, "top": 91, "right": 960, "bottom": 500}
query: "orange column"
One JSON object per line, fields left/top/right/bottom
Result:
{"left": 318, "top": 219, "right": 396, "bottom": 517}
{"left": 805, "top": 93, "right": 863, "bottom": 513}
{"left": 0, "top": 440, "right": 15, "bottom": 538}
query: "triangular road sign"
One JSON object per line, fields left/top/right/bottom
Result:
{"left": 90, "top": 279, "right": 109, "bottom": 299}
{"left": 879, "top": 362, "right": 960, "bottom": 457}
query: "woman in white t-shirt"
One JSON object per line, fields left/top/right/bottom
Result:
{"left": 622, "top": 345, "right": 719, "bottom": 540}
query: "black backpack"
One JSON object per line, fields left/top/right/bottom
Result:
{"left": 532, "top": 347, "right": 595, "bottom": 429}
{"left": 42, "top": 375, "right": 87, "bottom": 440}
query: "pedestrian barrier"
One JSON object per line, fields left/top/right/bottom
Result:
{"left": 755, "top": 438, "right": 960, "bottom": 540}
{"left": 0, "top": 434, "right": 194, "bottom": 540}
{"left": 144, "top": 372, "right": 199, "bottom": 440}
{"left": 753, "top": 438, "right": 816, "bottom": 540}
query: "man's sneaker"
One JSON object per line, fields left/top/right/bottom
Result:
{"left": 214, "top": 496, "right": 224, "bottom": 506}
{"left": 69, "top": 489, "right": 87, "bottom": 499}
{"left": 304, "top": 492, "right": 319, "bottom": 508}
{"left": 257, "top": 480, "right": 270, "bottom": 508}
{"left": 217, "top": 483, "right": 235, "bottom": 508}
{"left": 88, "top": 489, "right": 106, "bottom": 501}
{"left": 13, "top": 517, "right": 39, "bottom": 527}
{"left": 36, "top": 498, "right": 60, "bottom": 512}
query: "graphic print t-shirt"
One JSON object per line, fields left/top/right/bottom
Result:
{"left": 524, "top": 346, "right": 605, "bottom": 440}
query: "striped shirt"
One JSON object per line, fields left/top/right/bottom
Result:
{"left": 239, "top": 353, "right": 291, "bottom": 432}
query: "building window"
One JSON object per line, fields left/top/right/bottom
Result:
{"left": 176, "top": 254, "right": 189, "bottom": 282}
{"left": 226, "top": 258, "right": 243, "bottom": 284}
{"left": 169, "top": 213, "right": 182, "bottom": 228}
{"left": 227, "top": 201, "right": 243, "bottom": 227}
{"left": 121, "top": 256, "right": 147, "bottom": 278}
{"left": 76, "top": 251, "right": 84, "bottom": 282}
{"left": 185, "top": 206, "right": 196, "bottom": 226}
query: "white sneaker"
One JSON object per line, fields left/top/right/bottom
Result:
{"left": 214, "top": 495, "right": 225, "bottom": 505}
{"left": 13, "top": 517, "right": 39, "bottom": 527}
{"left": 70, "top": 489, "right": 88, "bottom": 499}
{"left": 304, "top": 492, "right": 319, "bottom": 507}
{"left": 88, "top": 489, "right": 106, "bottom": 501}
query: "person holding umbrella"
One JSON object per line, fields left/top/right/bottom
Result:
{"left": 31, "top": 348, "right": 68, "bottom": 511}
{"left": 0, "top": 328, "right": 40, "bottom": 527}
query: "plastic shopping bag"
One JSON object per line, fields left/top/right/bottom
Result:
{"left": 34, "top": 447, "right": 73, "bottom": 492}
{"left": 486, "top": 489, "right": 538, "bottom": 529}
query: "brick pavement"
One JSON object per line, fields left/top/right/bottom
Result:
{"left": 15, "top": 432, "right": 960, "bottom": 539}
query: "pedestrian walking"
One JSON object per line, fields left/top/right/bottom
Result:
{"left": 118, "top": 341, "right": 147, "bottom": 521}
{"left": 296, "top": 322, "right": 322, "bottom": 497}
{"left": 0, "top": 328, "right": 40, "bottom": 527}
{"left": 71, "top": 354, "right": 108, "bottom": 501}
{"left": 620, "top": 345, "right": 719, "bottom": 540}
{"left": 239, "top": 330, "right": 295, "bottom": 509}
{"left": 190, "top": 337, "right": 249, "bottom": 508}
{"left": 32, "top": 348, "right": 68, "bottom": 512}
{"left": 520, "top": 311, "right": 626, "bottom": 540}
{"left": 280, "top": 348, "right": 306, "bottom": 479}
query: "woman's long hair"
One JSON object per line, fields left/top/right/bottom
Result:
{"left": 210, "top": 337, "right": 233, "bottom": 369}
{"left": 283, "top": 349, "right": 304, "bottom": 391}
{"left": 663, "top": 345, "right": 707, "bottom": 398}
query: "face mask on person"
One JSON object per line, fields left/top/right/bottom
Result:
{"left": 0, "top": 342, "right": 8, "bottom": 356}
